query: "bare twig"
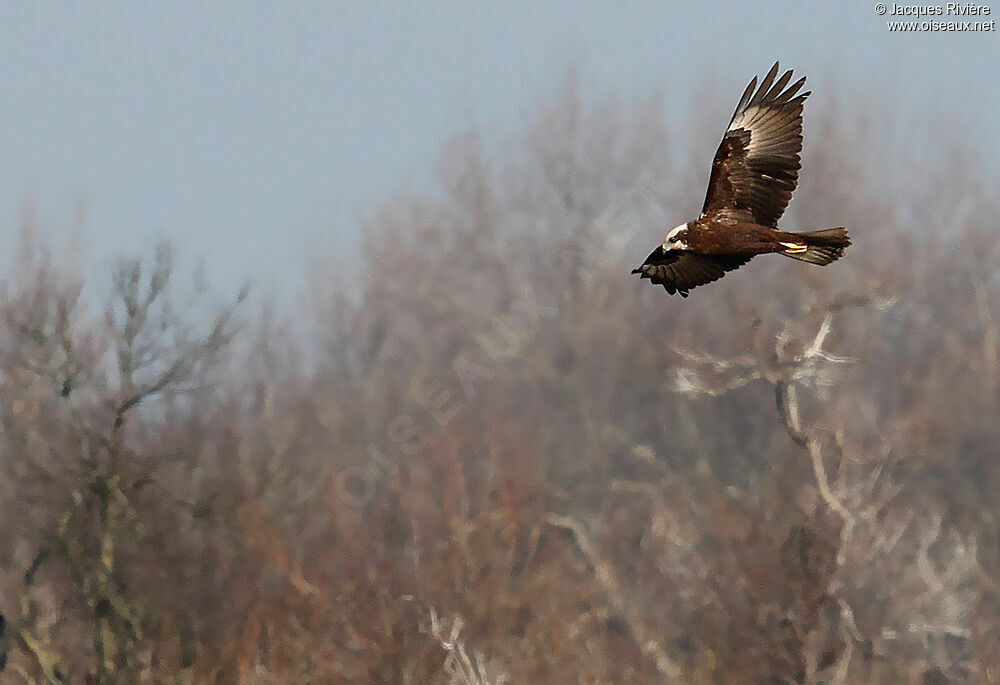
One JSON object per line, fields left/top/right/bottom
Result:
{"left": 546, "top": 514, "right": 682, "bottom": 679}
{"left": 428, "top": 607, "right": 509, "bottom": 685}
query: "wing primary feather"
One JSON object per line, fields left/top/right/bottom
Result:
{"left": 763, "top": 69, "right": 794, "bottom": 102}
{"left": 732, "top": 77, "right": 757, "bottom": 121}
{"left": 773, "top": 76, "right": 808, "bottom": 104}
{"left": 733, "top": 76, "right": 757, "bottom": 119}
{"left": 749, "top": 62, "right": 780, "bottom": 108}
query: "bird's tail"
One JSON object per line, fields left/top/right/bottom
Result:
{"left": 779, "top": 228, "right": 850, "bottom": 266}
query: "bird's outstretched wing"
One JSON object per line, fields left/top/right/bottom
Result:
{"left": 701, "top": 62, "right": 809, "bottom": 228}
{"left": 632, "top": 249, "right": 752, "bottom": 297}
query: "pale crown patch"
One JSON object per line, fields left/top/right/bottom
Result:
{"left": 663, "top": 223, "right": 690, "bottom": 251}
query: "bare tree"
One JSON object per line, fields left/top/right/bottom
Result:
{"left": 1, "top": 71, "right": 998, "bottom": 683}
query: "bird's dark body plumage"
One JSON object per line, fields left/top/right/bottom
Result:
{"left": 633, "top": 62, "right": 850, "bottom": 297}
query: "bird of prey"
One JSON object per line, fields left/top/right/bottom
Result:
{"left": 633, "top": 62, "right": 850, "bottom": 297}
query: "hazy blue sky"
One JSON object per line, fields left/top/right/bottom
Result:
{"left": 1, "top": 2, "right": 997, "bottom": 298}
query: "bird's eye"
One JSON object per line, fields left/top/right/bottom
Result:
{"left": 667, "top": 235, "right": 677, "bottom": 243}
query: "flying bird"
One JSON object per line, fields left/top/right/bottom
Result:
{"left": 633, "top": 62, "right": 850, "bottom": 297}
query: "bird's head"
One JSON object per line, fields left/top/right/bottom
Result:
{"left": 662, "top": 223, "right": 690, "bottom": 251}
